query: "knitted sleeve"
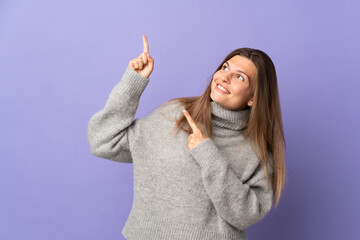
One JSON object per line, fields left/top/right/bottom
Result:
{"left": 87, "top": 67, "right": 149, "bottom": 163}
{"left": 189, "top": 137, "right": 274, "bottom": 230}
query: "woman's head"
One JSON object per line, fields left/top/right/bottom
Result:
{"left": 208, "top": 48, "right": 278, "bottom": 113}
{"left": 210, "top": 54, "right": 257, "bottom": 111}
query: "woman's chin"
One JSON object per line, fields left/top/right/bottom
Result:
{"left": 210, "top": 92, "right": 225, "bottom": 104}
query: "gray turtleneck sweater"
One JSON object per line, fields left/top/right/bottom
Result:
{"left": 87, "top": 67, "right": 274, "bottom": 240}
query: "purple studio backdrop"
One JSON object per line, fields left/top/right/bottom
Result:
{"left": 1, "top": 0, "right": 359, "bottom": 239}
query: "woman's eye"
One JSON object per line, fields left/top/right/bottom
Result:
{"left": 237, "top": 75, "right": 244, "bottom": 81}
{"left": 222, "top": 65, "right": 244, "bottom": 81}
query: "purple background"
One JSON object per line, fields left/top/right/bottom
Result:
{"left": 1, "top": 0, "right": 359, "bottom": 239}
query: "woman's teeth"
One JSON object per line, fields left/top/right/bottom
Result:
{"left": 217, "top": 84, "right": 230, "bottom": 94}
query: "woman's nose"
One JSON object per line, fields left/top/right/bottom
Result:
{"left": 221, "top": 73, "right": 231, "bottom": 83}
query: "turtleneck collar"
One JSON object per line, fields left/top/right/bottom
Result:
{"left": 210, "top": 100, "right": 250, "bottom": 131}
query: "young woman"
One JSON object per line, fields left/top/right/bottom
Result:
{"left": 88, "top": 34, "right": 287, "bottom": 240}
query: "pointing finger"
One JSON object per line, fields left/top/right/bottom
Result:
{"left": 182, "top": 109, "right": 200, "bottom": 133}
{"left": 143, "top": 34, "right": 149, "bottom": 53}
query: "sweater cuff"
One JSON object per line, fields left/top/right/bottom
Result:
{"left": 189, "top": 138, "right": 226, "bottom": 170}
{"left": 118, "top": 67, "right": 150, "bottom": 96}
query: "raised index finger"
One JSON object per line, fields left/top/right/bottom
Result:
{"left": 182, "top": 109, "right": 200, "bottom": 133}
{"left": 142, "top": 34, "right": 149, "bottom": 53}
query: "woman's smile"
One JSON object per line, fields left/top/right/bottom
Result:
{"left": 215, "top": 84, "right": 230, "bottom": 94}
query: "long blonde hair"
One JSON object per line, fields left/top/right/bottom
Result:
{"left": 159, "top": 48, "right": 287, "bottom": 208}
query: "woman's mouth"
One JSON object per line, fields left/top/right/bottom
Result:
{"left": 216, "top": 84, "right": 230, "bottom": 94}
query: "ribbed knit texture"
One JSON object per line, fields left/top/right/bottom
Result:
{"left": 87, "top": 67, "right": 274, "bottom": 240}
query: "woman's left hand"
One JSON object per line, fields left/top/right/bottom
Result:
{"left": 182, "top": 109, "right": 207, "bottom": 150}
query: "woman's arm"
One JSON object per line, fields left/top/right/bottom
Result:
{"left": 189, "top": 138, "right": 274, "bottom": 230}
{"left": 87, "top": 67, "right": 149, "bottom": 163}
{"left": 87, "top": 34, "right": 154, "bottom": 163}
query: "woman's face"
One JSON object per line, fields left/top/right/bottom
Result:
{"left": 210, "top": 55, "right": 257, "bottom": 111}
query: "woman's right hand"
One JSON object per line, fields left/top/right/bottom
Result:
{"left": 128, "top": 34, "right": 154, "bottom": 79}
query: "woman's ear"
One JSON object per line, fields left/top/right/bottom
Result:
{"left": 247, "top": 98, "right": 254, "bottom": 107}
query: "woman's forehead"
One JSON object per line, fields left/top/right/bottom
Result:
{"left": 228, "top": 56, "right": 256, "bottom": 74}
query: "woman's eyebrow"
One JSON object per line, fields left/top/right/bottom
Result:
{"left": 225, "top": 61, "right": 250, "bottom": 81}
